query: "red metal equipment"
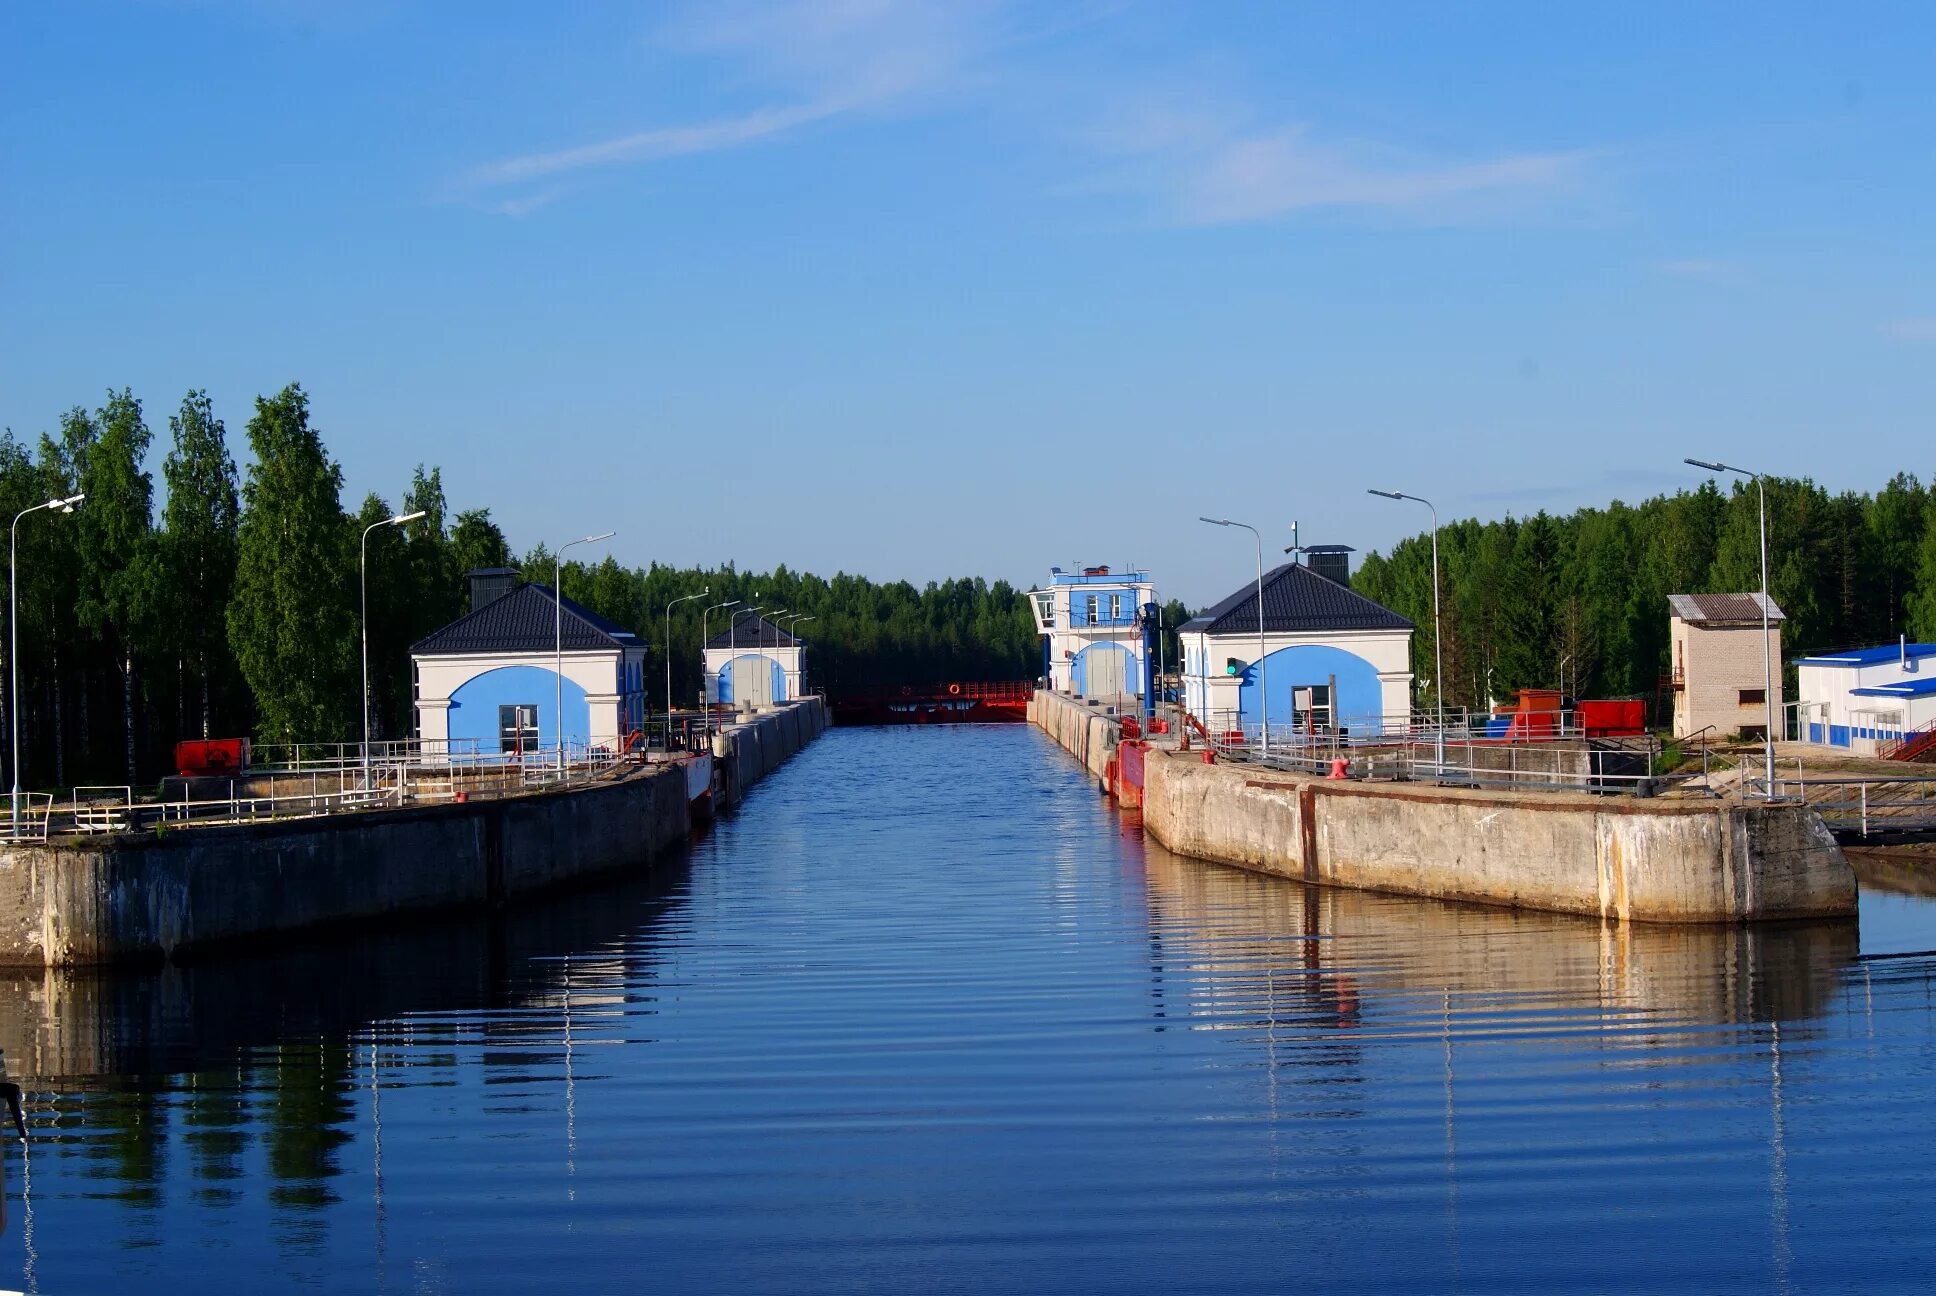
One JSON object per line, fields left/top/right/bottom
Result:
{"left": 176, "top": 737, "right": 251, "bottom": 778}
{"left": 1577, "top": 699, "right": 1646, "bottom": 738}
{"left": 1504, "top": 689, "right": 1563, "bottom": 740}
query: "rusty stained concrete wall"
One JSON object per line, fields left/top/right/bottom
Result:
{"left": 1137, "top": 750, "right": 1853, "bottom": 924}
{"left": 1029, "top": 689, "right": 1854, "bottom": 923}
{"left": 0, "top": 699, "right": 829, "bottom": 968}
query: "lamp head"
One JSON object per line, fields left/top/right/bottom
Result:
{"left": 1367, "top": 489, "right": 1404, "bottom": 500}
{"left": 1198, "top": 516, "right": 1232, "bottom": 527}
{"left": 1684, "top": 458, "right": 1727, "bottom": 473}
{"left": 391, "top": 509, "right": 427, "bottom": 526}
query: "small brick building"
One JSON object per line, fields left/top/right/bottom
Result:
{"left": 1667, "top": 593, "right": 1785, "bottom": 741}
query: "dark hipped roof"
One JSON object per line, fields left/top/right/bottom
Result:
{"left": 705, "top": 616, "right": 800, "bottom": 651}
{"left": 1667, "top": 592, "right": 1785, "bottom": 624}
{"left": 412, "top": 582, "right": 641, "bottom": 656}
{"left": 1180, "top": 562, "right": 1413, "bottom": 636}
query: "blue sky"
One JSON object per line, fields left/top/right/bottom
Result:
{"left": 3, "top": 2, "right": 1932, "bottom": 606}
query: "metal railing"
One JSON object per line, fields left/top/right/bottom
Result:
{"left": 70, "top": 787, "right": 134, "bottom": 834}
{"left": 1193, "top": 719, "right": 1660, "bottom": 796}
{"left": 0, "top": 744, "right": 653, "bottom": 844}
{"left": 1745, "top": 773, "right": 1936, "bottom": 838}
{"left": 0, "top": 794, "right": 54, "bottom": 843}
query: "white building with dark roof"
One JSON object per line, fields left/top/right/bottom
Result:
{"left": 1179, "top": 557, "right": 1412, "bottom": 737}
{"left": 411, "top": 568, "right": 648, "bottom": 757}
{"left": 704, "top": 616, "right": 805, "bottom": 710}
{"left": 1666, "top": 593, "right": 1784, "bottom": 741}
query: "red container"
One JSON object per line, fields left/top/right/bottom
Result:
{"left": 1578, "top": 698, "right": 1646, "bottom": 737}
{"left": 176, "top": 737, "right": 251, "bottom": 778}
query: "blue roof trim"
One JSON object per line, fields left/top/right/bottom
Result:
{"left": 1796, "top": 643, "right": 1936, "bottom": 667}
{"left": 1851, "top": 678, "right": 1936, "bottom": 698}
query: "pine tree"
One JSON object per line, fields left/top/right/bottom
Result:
{"left": 1908, "top": 492, "right": 1936, "bottom": 642}
{"left": 73, "top": 390, "right": 161, "bottom": 781}
{"left": 227, "top": 384, "right": 356, "bottom": 747}
{"left": 160, "top": 390, "right": 240, "bottom": 739}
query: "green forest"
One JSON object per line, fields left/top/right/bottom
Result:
{"left": 0, "top": 385, "right": 1076, "bottom": 788}
{"left": 1352, "top": 473, "right": 1936, "bottom": 711}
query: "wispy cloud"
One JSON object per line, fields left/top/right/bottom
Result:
{"left": 489, "top": 188, "right": 566, "bottom": 218}
{"left": 460, "top": 1, "right": 1595, "bottom": 228}
{"left": 1180, "top": 132, "right": 1584, "bottom": 224}
{"left": 464, "top": 0, "right": 1004, "bottom": 200}
{"left": 469, "top": 103, "right": 839, "bottom": 189}
{"left": 1072, "top": 95, "right": 1589, "bottom": 227}
{"left": 1880, "top": 317, "right": 1936, "bottom": 344}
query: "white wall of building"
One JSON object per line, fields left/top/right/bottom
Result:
{"left": 1180, "top": 627, "right": 1413, "bottom": 732}
{"left": 703, "top": 645, "right": 806, "bottom": 707}
{"left": 1034, "top": 575, "right": 1154, "bottom": 698}
{"left": 414, "top": 649, "right": 626, "bottom": 750}
{"left": 1796, "top": 648, "right": 1936, "bottom": 754}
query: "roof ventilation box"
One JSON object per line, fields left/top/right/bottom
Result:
{"left": 467, "top": 567, "right": 521, "bottom": 613}
{"left": 1303, "top": 546, "right": 1353, "bottom": 588}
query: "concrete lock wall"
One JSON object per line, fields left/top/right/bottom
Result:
{"left": 1030, "top": 689, "right": 1854, "bottom": 924}
{"left": 712, "top": 697, "right": 829, "bottom": 806}
{"left": 1027, "top": 689, "right": 1122, "bottom": 786}
{"left": 1141, "top": 754, "right": 1854, "bottom": 923}
{"left": 0, "top": 698, "right": 828, "bottom": 967}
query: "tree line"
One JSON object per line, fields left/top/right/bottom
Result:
{"left": 1352, "top": 473, "right": 1936, "bottom": 712}
{"left": 2, "top": 383, "right": 1081, "bottom": 788}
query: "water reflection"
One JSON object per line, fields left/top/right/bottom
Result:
{"left": 1141, "top": 840, "right": 1861, "bottom": 1040}
{"left": 0, "top": 854, "right": 690, "bottom": 1274}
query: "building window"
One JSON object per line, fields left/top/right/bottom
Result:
{"left": 1739, "top": 688, "right": 1766, "bottom": 705}
{"left": 1085, "top": 594, "right": 1099, "bottom": 625}
{"left": 1108, "top": 593, "right": 1122, "bottom": 622}
{"left": 499, "top": 704, "right": 539, "bottom": 754}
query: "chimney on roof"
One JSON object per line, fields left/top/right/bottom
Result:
{"left": 468, "top": 567, "right": 521, "bottom": 613}
{"left": 1303, "top": 545, "right": 1354, "bottom": 588}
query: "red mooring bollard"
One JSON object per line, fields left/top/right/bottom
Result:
{"left": 1328, "top": 758, "right": 1349, "bottom": 780}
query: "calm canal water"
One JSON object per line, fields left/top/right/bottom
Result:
{"left": 4, "top": 725, "right": 1936, "bottom": 1293}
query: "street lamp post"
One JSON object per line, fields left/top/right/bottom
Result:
{"left": 1368, "top": 490, "right": 1445, "bottom": 774}
{"left": 664, "top": 588, "right": 709, "bottom": 746}
{"left": 700, "top": 599, "right": 741, "bottom": 740}
{"left": 555, "top": 532, "right": 616, "bottom": 774}
{"left": 361, "top": 509, "right": 427, "bottom": 786}
{"left": 1200, "top": 517, "right": 1269, "bottom": 757}
{"left": 730, "top": 606, "right": 765, "bottom": 713}
{"left": 9, "top": 492, "right": 83, "bottom": 831}
{"left": 1685, "top": 459, "right": 1778, "bottom": 799}
{"left": 780, "top": 613, "right": 815, "bottom": 698}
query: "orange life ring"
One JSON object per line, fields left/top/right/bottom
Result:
{"left": 948, "top": 683, "right": 961, "bottom": 696}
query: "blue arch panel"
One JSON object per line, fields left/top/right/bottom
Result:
{"left": 715, "top": 654, "right": 789, "bottom": 704}
{"left": 1238, "top": 644, "right": 1386, "bottom": 734}
{"left": 1072, "top": 642, "right": 1138, "bottom": 696}
{"left": 450, "top": 665, "right": 590, "bottom": 751}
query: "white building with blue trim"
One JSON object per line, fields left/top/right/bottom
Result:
{"left": 1795, "top": 641, "right": 1936, "bottom": 755}
{"left": 1026, "top": 566, "right": 1155, "bottom": 700}
{"left": 1180, "top": 556, "right": 1413, "bottom": 737}
{"left": 704, "top": 616, "right": 805, "bottom": 709}
{"left": 411, "top": 568, "right": 648, "bottom": 757}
